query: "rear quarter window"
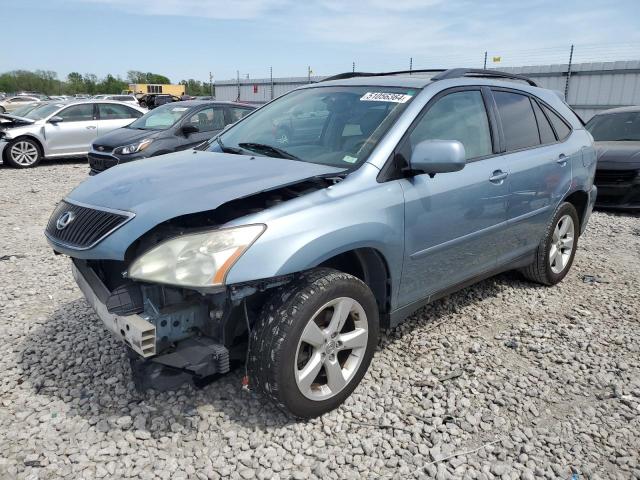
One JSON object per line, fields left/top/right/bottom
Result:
{"left": 542, "top": 105, "right": 571, "bottom": 141}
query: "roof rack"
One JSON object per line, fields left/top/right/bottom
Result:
{"left": 320, "top": 68, "right": 537, "bottom": 87}
{"left": 320, "top": 69, "right": 445, "bottom": 82}
{"left": 430, "top": 68, "right": 538, "bottom": 87}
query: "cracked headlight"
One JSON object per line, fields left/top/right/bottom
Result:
{"left": 115, "top": 138, "right": 153, "bottom": 155}
{"left": 128, "top": 225, "right": 265, "bottom": 288}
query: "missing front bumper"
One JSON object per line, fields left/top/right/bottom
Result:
{"left": 72, "top": 261, "right": 157, "bottom": 357}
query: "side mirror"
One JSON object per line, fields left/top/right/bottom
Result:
{"left": 49, "top": 116, "right": 64, "bottom": 124}
{"left": 181, "top": 124, "right": 199, "bottom": 136}
{"left": 410, "top": 139, "right": 466, "bottom": 176}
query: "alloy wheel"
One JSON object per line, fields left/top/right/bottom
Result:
{"left": 549, "top": 214, "right": 575, "bottom": 274}
{"left": 294, "top": 297, "right": 369, "bottom": 401}
{"left": 10, "top": 141, "right": 39, "bottom": 166}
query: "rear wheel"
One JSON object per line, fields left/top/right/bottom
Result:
{"left": 248, "top": 268, "right": 379, "bottom": 418}
{"left": 4, "top": 138, "right": 42, "bottom": 168}
{"left": 521, "top": 202, "right": 579, "bottom": 285}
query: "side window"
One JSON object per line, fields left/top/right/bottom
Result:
{"left": 409, "top": 90, "right": 492, "bottom": 159}
{"left": 185, "top": 107, "right": 225, "bottom": 132}
{"left": 227, "top": 107, "right": 252, "bottom": 124}
{"left": 98, "top": 103, "right": 140, "bottom": 120}
{"left": 542, "top": 105, "right": 571, "bottom": 141}
{"left": 532, "top": 100, "right": 556, "bottom": 144}
{"left": 493, "top": 91, "right": 540, "bottom": 151}
{"left": 57, "top": 104, "right": 94, "bottom": 122}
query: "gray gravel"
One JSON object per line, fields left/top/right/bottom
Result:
{"left": 1, "top": 161, "right": 639, "bottom": 480}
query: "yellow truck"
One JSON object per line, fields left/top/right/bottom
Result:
{"left": 124, "top": 84, "right": 185, "bottom": 97}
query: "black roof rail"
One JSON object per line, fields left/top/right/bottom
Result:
{"left": 320, "top": 69, "right": 446, "bottom": 82}
{"left": 430, "top": 68, "right": 538, "bottom": 87}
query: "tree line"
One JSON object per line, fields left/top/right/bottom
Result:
{"left": 0, "top": 70, "right": 213, "bottom": 96}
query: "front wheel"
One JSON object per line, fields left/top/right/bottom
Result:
{"left": 520, "top": 202, "right": 579, "bottom": 285}
{"left": 248, "top": 268, "right": 379, "bottom": 418}
{"left": 4, "top": 138, "right": 42, "bottom": 168}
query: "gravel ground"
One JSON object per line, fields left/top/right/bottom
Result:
{"left": 1, "top": 161, "right": 639, "bottom": 480}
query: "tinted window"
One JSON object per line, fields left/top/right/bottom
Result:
{"left": 409, "top": 90, "right": 492, "bottom": 159}
{"left": 98, "top": 103, "right": 140, "bottom": 120}
{"left": 185, "top": 107, "right": 225, "bottom": 132}
{"left": 57, "top": 104, "right": 94, "bottom": 122}
{"left": 228, "top": 107, "right": 253, "bottom": 123}
{"left": 532, "top": 100, "right": 556, "bottom": 144}
{"left": 542, "top": 105, "right": 571, "bottom": 140}
{"left": 493, "top": 91, "right": 540, "bottom": 151}
{"left": 128, "top": 104, "right": 189, "bottom": 130}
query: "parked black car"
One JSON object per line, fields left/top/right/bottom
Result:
{"left": 586, "top": 106, "right": 640, "bottom": 210}
{"left": 88, "top": 101, "right": 254, "bottom": 174}
{"left": 138, "top": 94, "right": 181, "bottom": 109}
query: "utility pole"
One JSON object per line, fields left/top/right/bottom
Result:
{"left": 483, "top": 51, "right": 487, "bottom": 69}
{"left": 270, "top": 66, "right": 274, "bottom": 100}
{"left": 352, "top": 61, "right": 355, "bottom": 73}
{"left": 209, "top": 72, "right": 214, "bottom": 98}
{"left": 236, "top": 70, "right": 240, "bottom": 101}
{"left": 564, "top": 44, "right": 574, "bottom": 100}
{"left": 308, "top": 65, "right": 311, "bottom": 84}
{"left": 409, "top": 57, "right": 413, "bottom": 75}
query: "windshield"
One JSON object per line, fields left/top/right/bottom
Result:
{"left": 10, "top": 104, "right": 41, "bottom": 117}
{"left": 21, "top": 103, "right": 66, "bottom": 120}
{"left": 128, "top": 103, "right": 190, "bottom": 130}
{"left": 586, "top": 111, "right": 640, "bottom": 141}
{"left": 208, "top": 86, "right": 417, "bottom": 167}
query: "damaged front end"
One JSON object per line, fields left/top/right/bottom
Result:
{"left": 46, "top": 156, "right": 341, "bottom": 390}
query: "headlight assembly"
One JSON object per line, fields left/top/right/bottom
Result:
{"left": 115, "top": 138, "right": 153, "bottom": 155}
{"left": 128, "top": 224, "right": 265, "bottom": 288}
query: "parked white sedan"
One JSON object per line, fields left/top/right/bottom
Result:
{"left": 0, "top": 100, "right": 146, "bottom": 167}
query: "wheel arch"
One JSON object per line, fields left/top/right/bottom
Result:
{"left": 562, "top": 189, "right": 589, "bottom": 234}
{"left": 317, "top": 247, "right": 392, "bottom": 325}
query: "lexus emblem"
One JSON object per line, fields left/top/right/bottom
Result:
{"left": 97, "top": 146, "right": 105, "bottom": 151}
{"left": 56, "top": 211, "right": 76, "bottom": 230}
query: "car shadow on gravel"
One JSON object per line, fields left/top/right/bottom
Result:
{"left": 18, "top": 272, "right": 536, "bottom": 435}
{"left": 18, "top": 299, "right": 293, "bottom": 437}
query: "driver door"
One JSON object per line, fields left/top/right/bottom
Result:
{"left": 397, "top": 88, "right": 510, "bottom": 307}
{"left": 45, "top": 104, "right": 98, "bottom": 156}
{"left": 176, "top": 106, "right": 226, "bottom": 151}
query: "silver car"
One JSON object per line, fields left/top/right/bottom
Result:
{"left": 0, "top": 95, "right": 44, "bottom": 113}
{"left": 0, "top": 100, "right": 146, "bottom": 168}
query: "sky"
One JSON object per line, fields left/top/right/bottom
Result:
{"left": 2, "top": 0, "right": 640, "bottom": 83}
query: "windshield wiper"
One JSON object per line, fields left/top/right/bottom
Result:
{"left": 237, "top": 142, "right": 301, "bottom": 161}
{"left": 216, "top": 137, "right": 244, "bottom": 154}
{"left": 613, "top": 138, "right": 640, "bottom": 141}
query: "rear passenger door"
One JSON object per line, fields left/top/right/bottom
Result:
{"left": 397, "top": 88, "right": 510, "bottom": 307}
{"left": 490, "top": 89, "right": 573, "bottom": 263}
{"left": 97, "top": 103, "right": 143, "bottom": 136}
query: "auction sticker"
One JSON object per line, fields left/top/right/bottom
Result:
{"left": 360, "top": 92, "right": 412, "bottom": 103}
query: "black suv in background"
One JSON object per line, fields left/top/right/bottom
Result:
{"left": 88, "top": 100, "right": 254, "bottom": 174}
{"left": 138, "top": 94, "right": 181, "bottom": 109}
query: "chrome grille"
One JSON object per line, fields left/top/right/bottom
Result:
{"left": 45, "top": 200, "right": 133, "bottom": 250}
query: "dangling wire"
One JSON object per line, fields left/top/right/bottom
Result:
{"left": 242, "top": 299, "right": 251, "bottom": 391}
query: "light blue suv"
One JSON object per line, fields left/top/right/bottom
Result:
{"left": 46, "top": 68, "right": 597, "bottom": 418}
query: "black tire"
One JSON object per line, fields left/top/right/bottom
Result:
{"left": 3, "top": 137, "right": 42, "bottom": 168}
{"left": 248, "top": 268, "right": 379, "bottom": 419}
{"left": 520, "top": 202, "right": 579, "bottom": 285}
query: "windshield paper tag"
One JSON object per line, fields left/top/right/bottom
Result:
{"left": 360, "top": 92, "right": 412, "bottom": 103}
{"left": 342, "top": 155, "right": 358, "bottom": 163}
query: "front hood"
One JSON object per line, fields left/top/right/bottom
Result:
{"left": 0, "top": 113, "right": 36, "bottom": 129}
{"left": 58, "top": 150, "right": 344, "bottom": 259}
{"left": 595, "top": 141, "right": 640, "bottom": 169}
{"left": 93, "top": 127, "right": 162, "bottom": 148}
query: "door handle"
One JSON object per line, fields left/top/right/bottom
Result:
{"left": 556, "top": 154, "right": 567, "bottom": 166}
{"left": 86, "top": 126, "right": 97, "bottom": 130}
{"left": 489, "top": 170, "right": 508, "bottom": 183}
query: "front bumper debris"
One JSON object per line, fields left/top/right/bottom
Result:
{"left": 72, "top": 261, "right": 156, "bottom": 357}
